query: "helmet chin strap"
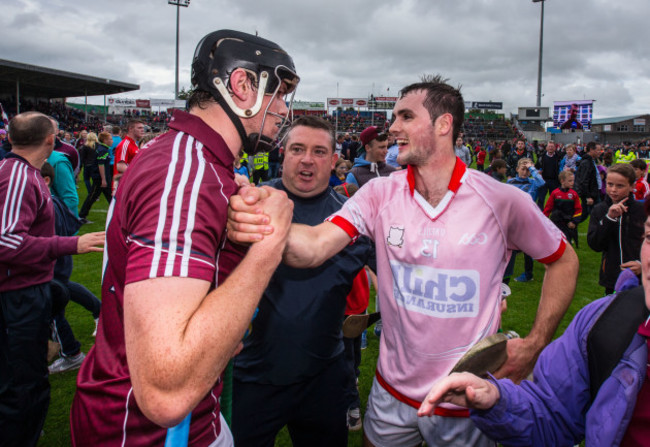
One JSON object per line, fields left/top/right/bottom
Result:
{"left": 247, "top": 133, "right": 275, "bottom": 153}
{"left": 212, "top": 75, "right": 273, "bottom": 155}
{"left": 213, "top": 93, "right": 258, "bottom": 155}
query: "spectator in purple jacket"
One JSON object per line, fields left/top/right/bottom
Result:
{"left": 0, "top": 111, "right": 105, "bottom": 446}
{"left": 419, "top": 204, "right": 650, "bottom": 446}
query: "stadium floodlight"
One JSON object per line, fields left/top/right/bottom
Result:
{"left": 169, "top": 0, "right": 191, "bottom": 99}
{"left": 532, "top": 0, "right": 546, "bottom": 107}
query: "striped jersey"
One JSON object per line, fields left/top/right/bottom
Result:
{"left": 0, "top": 153, "right": 78, "bottom": 291}
{"left": 328, "top": 159, "right": 566, "bottom": 406}
{"left": 71, "top": 110, "right": 245, "bottom": 446}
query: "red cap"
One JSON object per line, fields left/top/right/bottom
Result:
{"left": 360, "top": 126, "right": 380, "bottom": 147}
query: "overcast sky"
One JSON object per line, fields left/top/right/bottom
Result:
{"left": 3, "top": 0, "right": 649, "bottom": 118}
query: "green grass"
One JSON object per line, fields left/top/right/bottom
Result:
{"left": 38, "top": 179, "right": 604, "bottom": 446}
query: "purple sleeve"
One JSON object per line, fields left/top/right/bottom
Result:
{"left": 470, "top": 299, "right": 610, "bottom": 446}
{"left": 0, "top": 175, "right": 78, "bottom": 265}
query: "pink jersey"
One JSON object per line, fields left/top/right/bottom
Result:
{"left": 71, "top": 110, "right": 245, "bottom": 446}
{"left": 329, "top": 159, "right": 565, "bottom": 405}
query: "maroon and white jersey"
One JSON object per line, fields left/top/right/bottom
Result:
{"left": 71, "top": 110, "right": 245, "bottom": 446}
{"left": 0, "top": 154, "right": 78, "bottom": 292}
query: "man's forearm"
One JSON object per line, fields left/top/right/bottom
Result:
{"left": 127, "top": 242, "right": 284, "bottom": 427}
{"left": 527, "top": 243, "right": 579, "bottom": 349}
{"left": 283, "top": 222, "right": 350, "bottom": 269}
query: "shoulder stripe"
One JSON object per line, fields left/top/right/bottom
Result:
{"left": 120, "top": 140, "right": 131, "bottom": 162}
{"left": 1, "top": 162, "right": 20, "bottom": 234}
{"left": 150, "top": 132, "right": 184, "bottom": 278}
{"left": 8, "top": 164, "right": 29, "bottom": 234}
{"left": 180, "top": 142, "right": 206, "bottom": 277}
{"left": 165, "top": 135, "right": 196, "bottom": 276}
{"left": 1, "top": 162, "right": 28, "bottom": 246}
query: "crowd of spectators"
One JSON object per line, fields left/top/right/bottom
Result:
{"left": 1, "top": 98, "right": 104, "bottom": 134}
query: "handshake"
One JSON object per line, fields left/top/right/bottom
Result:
{"left": 227, "top": 184, "right": 294, "bottom": 249}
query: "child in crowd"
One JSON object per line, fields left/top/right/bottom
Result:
{"left": 587, "top": 163, "right": 645, "bottom": 295}
{"left": 234, "top": 157, "right": 249, "bottom": 179}
{"left": 476, "top": 145, "right": 487, "bottom": 172}
{"left": 559, "top": 143, "right": 581, "bottom": 173}
{"left": 505, "top": 158, "right": 545, "bottom": 283}
{"left": 330, "top": 158, "right": 352, "bottom": 187}
{"left": 630, "top": 158, "right": 649, "bottom": 201}
{"left": 486, "top": 159, "right": 507, "bottom": 182}
{"left": 544, "top": 170, "right": 582, "bottom": 248}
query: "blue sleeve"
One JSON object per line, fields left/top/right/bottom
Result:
{"left": 470, "top": 299, "right": 609, "bottom": 446}
{"left": 528, "top": 167, "right": 545, "bottom": 189}
{"left": 345, "top": 172, "right": 359, "bottom": 188}
{"left": 51, "top": 160, "right": 79, "bottom": 218}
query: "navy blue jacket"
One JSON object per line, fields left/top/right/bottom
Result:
{"left": 234, "top": 179, "right": 375, "bottom": 385}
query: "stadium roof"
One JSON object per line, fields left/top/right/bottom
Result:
{"left": 591, "top": 115, "right": 644, "bottom": 125}
{"left": 0, "top": 59, "right": 139, "bottom": 99}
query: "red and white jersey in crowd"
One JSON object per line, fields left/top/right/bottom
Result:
{"left": 112, "top": 135, "right": 139, "bottom": 192}
{"left": 634, "top": 177, "right": 649, "bottom": 201}
{"left": 328, "top": 159, "right": 565, "bottom": 406}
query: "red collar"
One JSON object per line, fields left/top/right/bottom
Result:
{"left": 406, "top": 157, "right": 466, "bottom": 196}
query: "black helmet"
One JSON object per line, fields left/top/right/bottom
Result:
{"left": 191, "top": 30, "right": 299, "bottom": 154}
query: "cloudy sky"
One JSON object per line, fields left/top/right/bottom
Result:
{"left": 3, "top": 0, "right": 649, "bottom": 118}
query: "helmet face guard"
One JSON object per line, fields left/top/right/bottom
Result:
{"left": 191, "top": 30, "right": 300, "bottom": 155}
{"left": 246, "top": 65, "right": 299, "bottom": 154}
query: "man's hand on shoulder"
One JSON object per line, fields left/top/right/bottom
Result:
{"left": 77, "top": 231, "right": 105, "bottom": 254}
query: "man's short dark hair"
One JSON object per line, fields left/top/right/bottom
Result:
{"left": 607, "top": 163, "right": 636, "bottom": 186}
{"left": 112, "top": 126, "right": 121, "bottom": 135}
{"left": 491, "top": 159, "right": 507, "bottom": 170}
{"left": 127, "top": 120, "right": 144, "bottom": 132}
{"left": 287, "top": 116, "right": 335, "bottom": 153}
{"left": 586, "top": 141, "right": 599, "bottom": 152}
{"left": 40, "top": 162, "right": 54, "bottom": 181}
{"left": 630, "top": 159, "right": 647, "bottom": 171}
{"left": 399, "top": 76, "right": 464, "bottom": 141}
{"left": 187, "top": 89, "right": 217, "bottom": 110}
{"left": 8, "top": 112, "right": 54, "bottom": 148}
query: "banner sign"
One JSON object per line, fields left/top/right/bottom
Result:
{"left": 327, "top": 98, "right": 370, "bottom": 107}
{"left": 465, "top": 101, "right": 503, "bottom": 110}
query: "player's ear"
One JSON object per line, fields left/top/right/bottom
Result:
{"left": 229, "top": 68, "right": 253, "bottom": 102}
{"left": 435, "top": 113, "right": 453, "bottom": 137}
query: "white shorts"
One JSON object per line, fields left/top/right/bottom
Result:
{"left": 363, "top": 377, "right": 495, "bottom": 447}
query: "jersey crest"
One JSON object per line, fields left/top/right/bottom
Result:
{"left": 387, "top": 226, "right": 404, "bottom": 248}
